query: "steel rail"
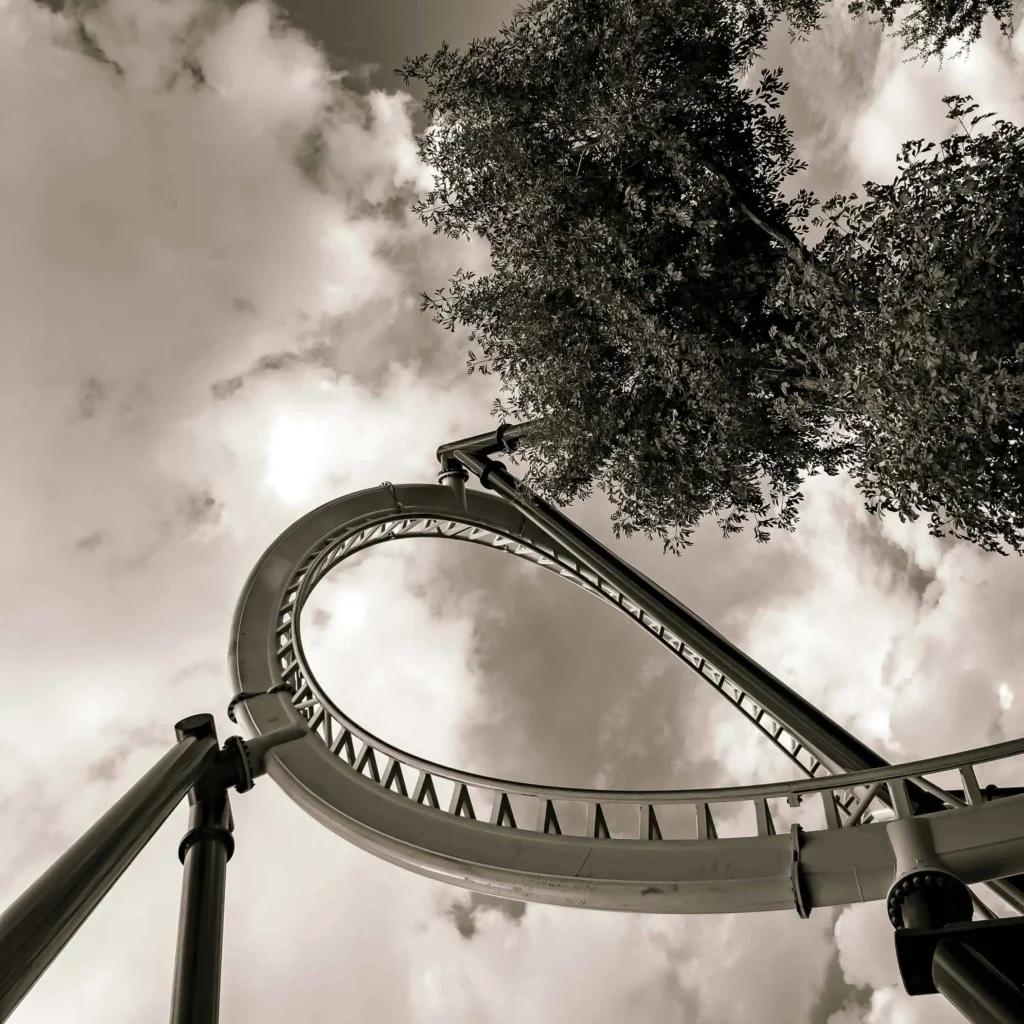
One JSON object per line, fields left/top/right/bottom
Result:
{"left": 229, "top": 690, "right": 1024, "bottom": 915}
{"left": 271, "top": 492, "right": 858, "bottom": 794}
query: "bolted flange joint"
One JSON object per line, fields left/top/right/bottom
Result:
{"left": 437, "top": 468, "right": 469, "bottom": 487}
{"left": 221, "top": 736, "right": 254, "bottom": 794}
{"left": 887, "top": 869, "right": 974, "bottom": 929}
{"left": 885, "top": 817, "right": 974, "bottom": 930}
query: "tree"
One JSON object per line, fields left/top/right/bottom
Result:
{"left": 771, "top": 96, "right": 1024, "bottom": 554}
{"left": 401, "top": 0, "right": 857, "bottom": 552}
{"left": 402, "top": 0, "right": 1024, "bottom": 555}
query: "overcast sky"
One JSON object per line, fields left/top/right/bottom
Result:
{"left": 2, "top": 0, "right": 1024, "bottom": 1021}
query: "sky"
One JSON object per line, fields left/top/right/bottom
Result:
{"left": 1, "top": 0, "right": 1024, "bottom": 1022}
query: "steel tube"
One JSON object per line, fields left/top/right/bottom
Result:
{"left": 979, "top": 879, "right": 1024, "bottom": 917}
{"left": 454, "top": 450, "right": 1024, "bottom": 907}
{"left": 169, "top": 714, "right": 233, "bottom": 1024}
{"left": 0, "top": 733, "right": 218, "bottom": 1022}
{"left": 843, "top": 781, "right": 884, "bottom": 827}
{"left": 436, "top": 420, "right": 539, "bottom": 469}
{"left": 932, "top": 938, "right": 1024, "bottom": 1023}
{"left": 169, "top": 832, "right": 229, "bottom": 1024}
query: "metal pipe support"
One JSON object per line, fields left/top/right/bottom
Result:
{"left": 932, "top": 939, "right": 1024, "bottom": 1024}
{"left": 169, "top": 715, "right": 233, "bottom": 1024}
{"left": 0, "top": 731, "right": 219, "bottom": 1022}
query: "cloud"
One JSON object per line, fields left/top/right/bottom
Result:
{"left": 844, "top": 14, "right": 1023, "bottom": 182}
{"left": 444, "top": 891, "right": 527, "bottom": 939}
{"left": 812, "top": 947, "right": 873, "bottom": 1023}
{"left": 0, "top": 2, "right": 497, "bottom": 1020}
{"left": 761, "top": 2, "right": 887, "bottom": 198}
{"left": 761, "top": 0, "right": 1024, "bottom": 233}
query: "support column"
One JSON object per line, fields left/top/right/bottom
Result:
{"left": 0, "top": 731, "right": 218, "bottom": 1022}
{"left": 932, "top": 939, "right": 1024, "bottom": 1024}
{"left": 169, "top": 715, "right": 234, "bottom": 1024}
{"left": 883, "top": 816, "right": 1024, "bottom": 1022}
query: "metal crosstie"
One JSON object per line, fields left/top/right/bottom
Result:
{"left": 3, "top": 422, "right": 1024, "bottom": 1023}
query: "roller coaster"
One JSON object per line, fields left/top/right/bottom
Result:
{"left": 2, "top": 422, "right": 1024, "bottom": 1023}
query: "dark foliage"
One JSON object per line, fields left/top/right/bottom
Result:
{"left": 401, "top": 0, "right": 1024, "bottom": 554}
{"left": 401, "top": 0, "right": 856, "bottom": 552}
{"left": 773, "top": 96, "right": 1024, "bottom": 553}
{"left": 844, "top": 0, "right": 1015, "bottom": 64}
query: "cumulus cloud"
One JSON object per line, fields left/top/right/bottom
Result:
{"left": 846, "top": 17, "right": 1024, "bottom": 183}
{"left": 761, "top": 0, "right": 1024, "bottom": 225}
{"left": 0, "top": 0, "right": 496, "bottom": 1020}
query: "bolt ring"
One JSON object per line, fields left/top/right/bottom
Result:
{"left": 887, "top": 869, "right": 973, "bottom": 928}
{"left": 178, "top": 824, "right": 235, "bottom": 864}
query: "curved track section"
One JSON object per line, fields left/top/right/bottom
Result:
{"left": 230, "top": 484, "right": 1024, "bottom": 914}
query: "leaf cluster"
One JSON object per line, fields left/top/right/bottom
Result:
{"left": 750, "top": 0, "right": 1015, "bottom": 63}
{"left": 774, "top": 96, "right": 1024, "bottom": 552}
{"left": 400, "top": 0, "right": 1024, "bottom": 556}
{"left": 845, "top": 0, "right": 1015, "bottom": 64}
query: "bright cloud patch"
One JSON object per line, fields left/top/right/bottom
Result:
{"left": 0, "top": 0, "right": 496, "bottom": 1020}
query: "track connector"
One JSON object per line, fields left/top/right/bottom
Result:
{"left": 227, "top": 684, "right": 292, "bottom": 724}
{"left": 886, "top": 818, "right": 973, "bottom": 930}
{"left": 437, "top": 466, "right": 469, "bottom": 507}
{"left": 380, "top": 481, "right": 404, "bottom": 514}
{"left": 790, "top": 824, "right": 811, "bottom": 918}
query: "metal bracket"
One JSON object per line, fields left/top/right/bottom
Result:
{"left": 790, "top": 824, "right": 811, "bottom": 919}
{"left": 227, "top": 684, "right": 292, "bottom": 724}
{"left": 495, "top": 422, "right": 513, "bottom": 452}
{"left": 227, "top": 691, "right": 258, "bottom": 724}
{"left": 479, "top": 460, "right": 507, "bottom": 491}
{"left": 379, "top": 481, "right": 404, "bottom": 514}
{"left": 437, "top": 466, "right": 469, "bottom": 508}
{"left": 178, "top": 822, "right": 234, "bottom": 865}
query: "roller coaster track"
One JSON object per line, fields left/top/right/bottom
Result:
{"left": 5, "top": 443, "right": 1024, "bottom": 1024}
{"left": 230, "top": 482, "right": 1024, "bottom": 916}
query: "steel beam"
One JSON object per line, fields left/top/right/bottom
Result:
{"left": 450, "top": 446, "right": 1024, "bottom": 914}
{"left": 436, "top": 420, "right": 539, "bottom": 472}
{"left": 453, "top": 449, "right": 886, "bottom": 776}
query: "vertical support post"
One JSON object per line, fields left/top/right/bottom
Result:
{"left": 0, "top": 731, "right": 218, "bottom": 1023}
{"left": 437, "top": 466, "right": 469, "bottom": 509}
{"left": 932, "top": 939, "right": 1024, "bottom": 1024}
{"left": 169, "top": 715, "right": 234, "bottom": 1024}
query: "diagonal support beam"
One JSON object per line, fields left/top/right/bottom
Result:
{"left": 450, "top": 446, "right": 885, "bottom": 777}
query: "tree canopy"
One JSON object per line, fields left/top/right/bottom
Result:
{"left": 400, "top": 0, "right": 1024, "bottom": 554}
{"left": 773, "top": 96, "right": 1024, "bottom": 553}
